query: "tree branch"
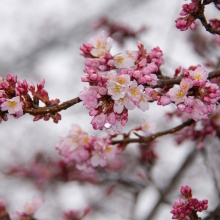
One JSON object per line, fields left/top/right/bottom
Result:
{"left": 23, "top": 97, "right": 81, "bottom": 115}
{"left": 146, "top": 148, "right": 199, "bottom": 220}
{"left": 22, "top": 69, "right": 220, "bottom": 117}
{"left": 197, "top": 1, "right": 220, "bottom": 35}
{"left": 111, "top": 119, "right": 195, "bottom": 145}
{"left": 153, "top": 68, "right": 220, "bottom": 88}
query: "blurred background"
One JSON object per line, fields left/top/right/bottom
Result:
{"left": 0, "top": 0, "right": 219, "bottom": 219}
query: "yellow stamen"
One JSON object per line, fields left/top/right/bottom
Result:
{"left": 118, "top": 98, "right": 125, "bottom": 104}
{"left": 98, "top": 51, "right": 105, "bottom": 57}
{"left": 83, "top": 136, "right": 89, "bottom": 143}
{"left": 131, "top": 88, "right": 138, "bottom": 96}
{"left": 176, "top": 90, "right": 185, "bottom": 98}
{"left": 181, "top": 84, "right": 188, "bottom": 91}
{"left": 114, "top": 85, "right": 121, "bottom": 93}
{"left": 194, "top": 74, "right": 202, "bottom": 81}
{"left": 9, "top": 100, "right": 16, "bottom": 108}
{"left": 117, "top": 77, "right": 125, "bottom": 84}
{"left": 116, "top": 56, "right": 124, "bottom": 64}
{"left": 105, "top": 146, "right": 112, "bottom": 153}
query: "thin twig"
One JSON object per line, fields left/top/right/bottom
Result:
{"left": 23, "top": 97, "right": 81, "bottom": 115}
{"left": 196, "top": 1, "right": 220, "bottom": 35}
{"left": 111, "top": 119, "right": 195, "bottom": 145}
{"left": 146, "top": 148, "right": 198, "bottom": 220}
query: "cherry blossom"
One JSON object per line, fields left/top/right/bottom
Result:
{"left": 88, "top": 31, "right": 113, "bottom": 58}
{"left": 171, "top": 185, "right": 208, "bottom": 219}
{"left": 113, "top": 53, "right": 135, "bottom": 68}
{"left": 141, "top": 120, "right": 156, "bottom": 135}
{"left": 1, "top": 96, "right": 23, "bottom": 115}
{"left": 55, "top": 124, "right": 119, "bottom": 170}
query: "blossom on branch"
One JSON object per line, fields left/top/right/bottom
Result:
{"left": 175, "top": 0, "right": 199, "bottom": 31}
{"left": 1, "top": 96, "right": 23, "bottom": 116}
{"left": 171, "top": 185, "right": 208, "bottom": 219}
{"left": 55, "top": 124, "right": 120, "bottom": 171}
{"left": 88, "top": 31, "right": 113, "bottom": 58}
{"left": 79, "top": 32, "right": 164, "bottom": 134}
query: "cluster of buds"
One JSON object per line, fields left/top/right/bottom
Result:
{"left": 55, "top": 124, "right": 120, "bottom": 172}
{"left": 79, "top": 31, "right": 163, "bottom": 134}
{"left": 163, "top": 66, "right": 220, "bottom": 121}
{"left": 210, "top": 18, "right": 220, "bottom": 30}
{"left": 175, "top": 0, "right": 199, "bottom": 31}
{"left": 0, "top": 73, "right": 61, "bottom": 123}
{"left": 171, "top": 185, "right": 208, "bottom": 219}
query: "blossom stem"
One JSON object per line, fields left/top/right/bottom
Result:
{"left": 23, "top": 69, "right": 220, "bottom": 116}
{"left": 146, "top": 148, "right": 198, "bottom": 220}
{"left": 24, "top": 97, "right": 81, "bottom": 115}
{"left": 153, "top": 68, "right": 220, "bottom": 88}
{"left": 111, "top": 119, "right": 195, "bottom": 145}
{"left": 196, "top": 1, "right": 220, "bottom": 35}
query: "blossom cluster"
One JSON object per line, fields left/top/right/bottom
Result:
{"left": 79, "top": 32, "right": 220, "bottom": 133}
{"left": 79, "top": 31, "right": 164, "bottom": 134}
{"left": 55, "top": 124, "right": 120, "bottom": 172}
{"left": 163, "top": 66, "right": 220, "bottom": 121}
{"left": 0, "top": 73, "right": 61, "bottom": 123}
{"left": 175, "top": 0, "right": 199, "bottom": 31}
{"left": 171, "top": 185, "right": 208, "bottom": 220}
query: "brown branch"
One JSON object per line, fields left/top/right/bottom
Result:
{"left": 22, "top": 69, "right": 220, "bottom": 116}
{"left": 196, "top": 1, "right": 220, "bottom": 35}
{"left": 111, "top": 119, "right": 195, "bottom": 145}
{"left": 153, "top": 77, "right": 182, "bottom": 88}
{"left": 146, "top": 148, "right": 199, "bottom": 220}
{"left": 208, "top": 68, "right": 220, "bottom": 80}
{"left": 23, "top": 97, "right": 81, "bottom": 115}
{"left": 153, "top": 68, "right": 220, "bottom": 88}
{"left": 204, "top": 204, "right": 220, "bottom": 220}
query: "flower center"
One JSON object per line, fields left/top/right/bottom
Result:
{"left": 9, "top": 100, "right": 16, "bottom": 108}
{"left": 113, "top": 85, "right": 121, "bottom": 93}
{"left": 131, "top": 88, "right": 138, "bottom": 96}
{"left": 116, "top": 56, "right": 124, "bottom": 64}
{"left": 194, "top": 74, "right": 202, "bottom": 81}
{"left": 117, "top": 77, "right": 125, "bottom": 84}
{"left": 177, "top": 90, "right": 185, "bottom": 98}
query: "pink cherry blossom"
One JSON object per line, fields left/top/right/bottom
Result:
{"left": 107, "top": 80, "right": 128, "bottom": 100}
{"left": 113, "top": 53, "right": 135, "bottom": 68}
{"left": 167, "top": 87, "right": 187, "bottom": 105}
{"left": 88, "top": 31, "right": 113, "bottom": 58}
{"left": 24, "top": 197, "right": 44, "bottom": 215}
{"left": 114, "top": 95, "right": 135, "bottom": 114}
{"left": 79, "top": 86, "right": 98, "bottom": 110}
{"left": 141, "top": 120, "right": 156, "bottom": 135}
{"left": 1, "top": 96, "right": 23, "bottom": 115}
{"left": 188, "top": 66, "right": 209, "bottom": 86}
{"left": 127, "top": 80, "right": 144, "bottom": 103}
